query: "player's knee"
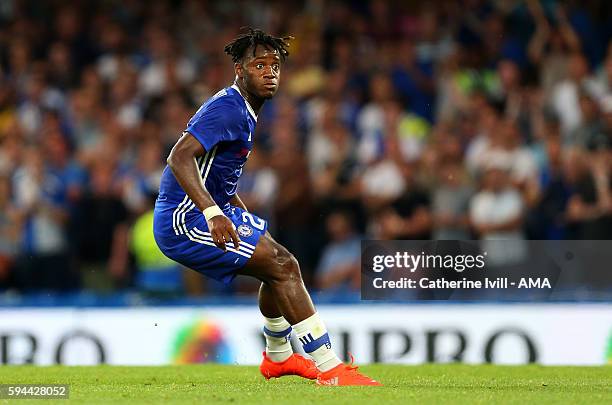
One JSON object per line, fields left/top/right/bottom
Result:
{"left": 269, "top": 246, "right": 302, "bottom": 284}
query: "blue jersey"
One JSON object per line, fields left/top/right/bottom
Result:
{"left": 158, "top": 85, "right": 257, "bottom": 226}
{"left": 153, "top": 85, "right": 267, "bottom": 285}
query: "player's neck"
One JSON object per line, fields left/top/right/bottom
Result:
{"left": 234, "top": 82, "right": 264, "bottom": 115}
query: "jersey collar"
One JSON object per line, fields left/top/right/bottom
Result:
{"left": 231, "top": 84, "right": 258, "bottom": 122}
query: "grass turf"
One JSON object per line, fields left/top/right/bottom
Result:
{"left": 0, "top": 365, "right": 610, "bottom": 404}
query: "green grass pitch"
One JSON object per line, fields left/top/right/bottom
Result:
{"left": 1, "top": 365, "right": 610, "bottom": 404}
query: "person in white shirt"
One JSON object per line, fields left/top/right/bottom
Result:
{"left": 470, "top": 162, "right": 527, "bottom": 266}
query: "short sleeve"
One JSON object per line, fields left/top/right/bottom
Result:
{"left": 185, "top": 99, "right": 246, "bottom": 151}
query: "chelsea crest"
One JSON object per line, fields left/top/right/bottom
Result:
{"left": 237, "top": 224, "right": 253, "bottom": 237}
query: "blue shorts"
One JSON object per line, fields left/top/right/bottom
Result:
{"left": 153, "top": 201, "right": 268, "bottom": 285}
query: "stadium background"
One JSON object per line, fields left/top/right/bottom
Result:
{"left": 0, "top": 0, "right": 611, "bottom": 367}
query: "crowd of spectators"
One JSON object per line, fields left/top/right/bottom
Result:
{"left": 0, "top": 0, "right": 610, "bottom": 295}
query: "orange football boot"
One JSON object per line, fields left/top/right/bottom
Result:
{"left": 316, "top": 355, "right": 381, "bottom": 386}
{"left": 260, "top": 351, "right": 318, "bottom": 380}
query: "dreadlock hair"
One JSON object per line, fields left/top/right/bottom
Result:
{"left": 224, "top": 27, "right": 292, "bottom": 64}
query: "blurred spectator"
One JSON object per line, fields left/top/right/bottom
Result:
{"left": 470, "top": 164, "right": 527, "bottom": 266}
{"left": 384, "top": 99, "right": 430, "bottom": 163}
{"left": 470, "top": 164, "right": 525, "bottom": 239}
{"left": 594, "top": 47, "right": 612, "bottom": 95}
{"left": 432, "top": 162, "right": 472, "bottom": 240}
{"left": 44, "top": 129, "right": 86, "bottom": 204}
{"left": 480, "top": 119, "right": 541, "bottom": 207}
{"left": 12, "top": 146, "right": 77, "bottom": 290}
{"left": 600, "top": 96, "right": 612, "bottom": 151}
{"left": 158, "top": 92, "right": 192, "bottom": 152}
{"left": 0, "top": 135, "right": 22, "bottom": 176}
{"left": 47, "top": 42, "right": 77, "bottom": 90}
{"left": 121, "top": 139, "right": 165, "bottom": 214}
{"left": 139, "top": 28, "right": 196, "bottom": 98}
{"left": 304, "top": 69, "right": 359, "bottom": 134}
{"left": 109, "top": 67, "right": 143, "bottom": 131}
{"left": 465, "top": 98, "right": 501, "bottom": 175}
{"left": 17, "top": 69, "right": 65, "bottom": 140}
{"left": 357, "top": 73, "right": 396, "bottom": 164}
{"left": 131, "top": 194, "right": 182, "bottom": 295}
{"left": 0, "top": 175, "right": 19, "bottom": 287}
{"left": 527, "top": 0, "right": 581, "bottom": 98}
{"left": 69, "top": 86, "right": 104, "bottom": 154}
{"left": 528, "top": 135, "right": 569, "bottom": 239}
{"left": 315, "top": 211, "right": 361, "bottom": 293}
{"left": 390, "top": 40, "right": 435, "bottom": 121}
{"left": 563, "top": 148, "right": 612, "bottom": 239}
{"left": 549, "top": 52, "right": 599, "bottom": 138}
{"left": 375, "top": 157, "right": 432, "bottom": 240}
{"left": 570, "top": 92, "right": 603, "bottom": 148}
{"left": 309, "top": 113, "right": 360, "bottom": 205}
{"left": 237, "top": 150, "right": 279, "bottom": 231}
{"left": 73, "top": 160, "right": 129, "bottom": 291}
{"left": 360, "top": 136, "right": 406, "bottom": 212}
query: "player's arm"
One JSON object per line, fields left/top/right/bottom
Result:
{"left": 167, "top": 132, "right": 240, "bottom": 250}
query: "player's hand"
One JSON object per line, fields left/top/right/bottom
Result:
{"left": 207, "top": 215, "right": 241, "bottom": 250}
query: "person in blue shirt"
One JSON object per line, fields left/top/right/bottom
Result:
{"left": 153, "top": 28, "right": 378, "bottom": 386}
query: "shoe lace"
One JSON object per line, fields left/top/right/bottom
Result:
{"left": 345, "top": 352, "right": 360, "bottom": 373}
{"left": 340, "top": 352, "right": 377, "bottom": 383}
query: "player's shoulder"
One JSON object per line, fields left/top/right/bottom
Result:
{"left": 191, "top": 86, "right": 248, "bottom": 126}
{"left": 205, "top": 87, "right": 245, "bottom": 114}
{"left": 187, "top": 85, "right": 255, "bottom": 137}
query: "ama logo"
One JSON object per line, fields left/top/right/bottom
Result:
{"left": 171, "top": 319, "right": 234, "bottom": 364}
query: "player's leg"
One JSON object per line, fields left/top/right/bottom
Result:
{"left": 239, "top": 234, "right": 341, "bottom": 372}
{"left": 240, "top": 233, "right": 380, "bottom": 385}
{"left": 258, "top": 282, "right": 294, "bottom": 362}
{"left": 239, "top": 233, "right": 341, "bottom": 371}
{"left": 255, "top": 270, "right": 318, "bottom": 379}
{"left": 155, "top": 206, "right": 316, "bottom": 377}
{"left": 241, "top": 232, "right": 315, "bottom": 322}
{"left": 258, "top": 281, "right": 281, "bottom": 317}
